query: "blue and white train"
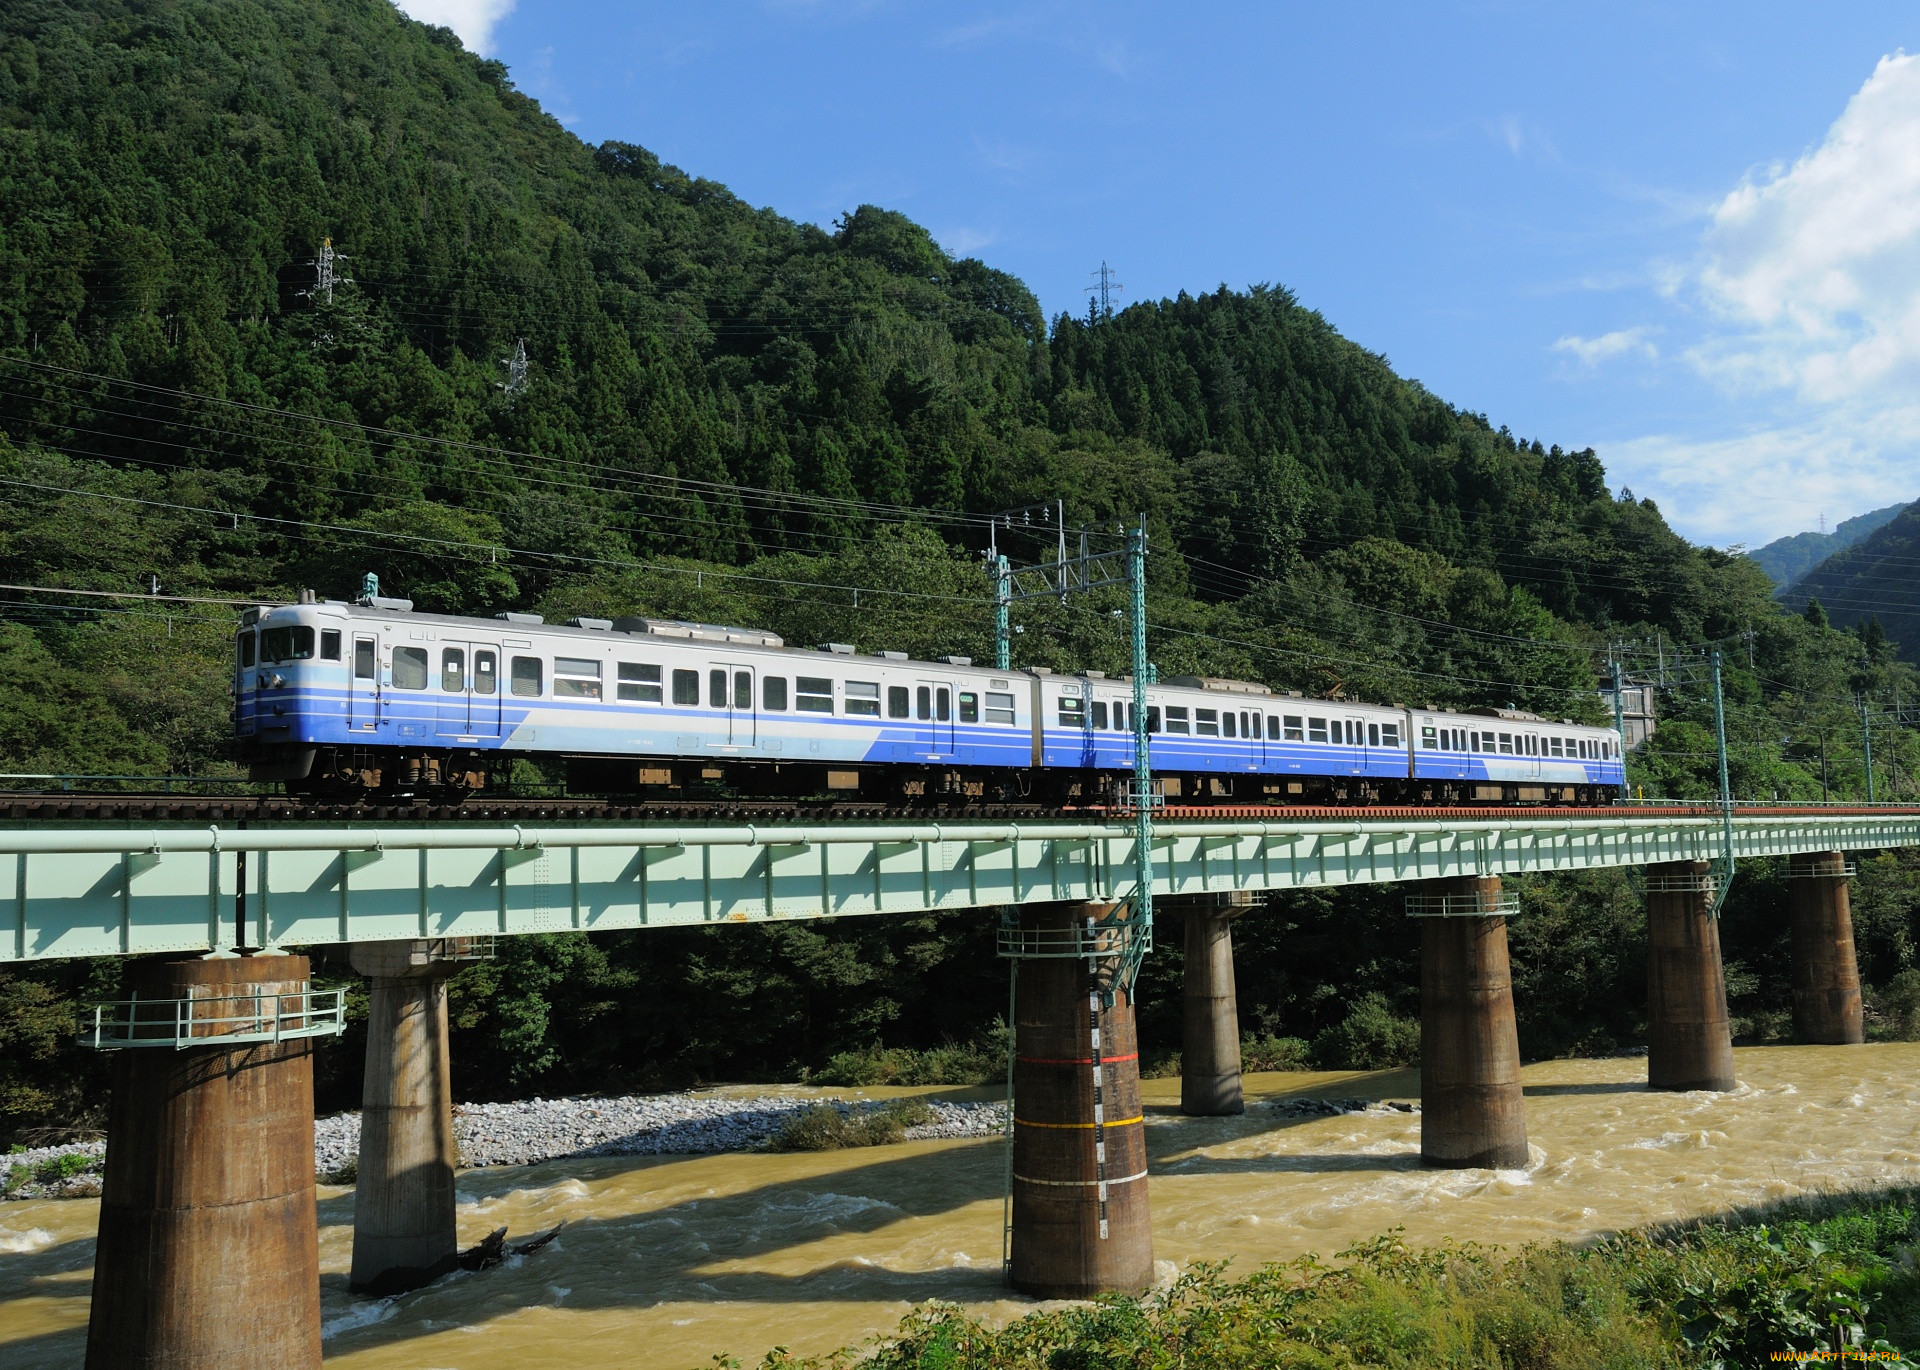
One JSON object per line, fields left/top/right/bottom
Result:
{"left": 233, "top": 595, "right": 1627, "bottom": 805}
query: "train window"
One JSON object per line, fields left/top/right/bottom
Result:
{"left": 959, "top": 692, "right": 979, "bottom": 723}
{"left": 393, "top": 647, "right": 429, "bottom": 690}
{"left": 1383, "top": 723, "right": 1400, "bottom": 747}
{"left": 618, "top": 663, "right": 663, "bottom": 703}
{"left": 763, "top": 676, "right": 788, "bottom": 711}
{"left": 320, "top": 630, "right": 341, "bottom": 661}
{"left": 1308, "top": 717, "right": 1328, "bottom": 743}
{"left": 353, "top": 638, "right": 376, "bottom": 680}
{"left": 1281, "top": 715, "right": 1300, "bottom": 741}
{"left": 1495, "top": 732, "right": 1511, "bottom": 754}
{"left": 888, "top": 686, "right": 910, "bottom": 719}
{"left": 917, "top": 686, "right": 932, "bottom": 721}
{"left": 846, "top": 681, "right": 881, "bottom": 717}
{"left": 709, "top": 669, "right": 727, "bottom": 708}
{"left": 1165, "top": 706, "right": 1190, "bottom": 735}
{"left": 1550, "top": 737, "right": 1563, "bottom": 757}
{"left": 672, "top": 669, "right": 699, "bottom": 705}
{"left": 1092, "top": 701, "right": 1108, "bottom": 729}
{"left": 1226, "top": 712, "right": 1238, "bottom": 738}
{"left": 734, "top": 671, "right": 752, "bottom": 710}
{"left": 1367, "top": 723, "right": 1380, "bottom": 747}
{"left": 1146, "top": 705, "right": 1161, "bottom": 733}
{"left": 260, "top": 626, "right": 316, "bottom": 663}
{"left": 1194, "top": 708, "right": 1217, "bottom": 736}
{"left": 509, "top": 655, "right": 542, "bottom": 697}
{"left": 797, "top": 676, "right": 834, "bottom": 713}
{"left": 937, "top": 688, "right": 951, "bottom": 721}
{"left": 1421, "top": 726, "right": 1437, "bottom": 749}
{"left": 442, "top": 648, "right": 465, "bottom": 692}
{"left": 1243, "top": 711, "right": 1254, "bottom": 737}
{"left": 985, "top": 691, "right": 1016, "bottom": 724}
{"left": 556, "top": 658, "right": 602, "bottom": 700}
{"left": 474, "top": 651, "right": 496, "bottom": 695}
{"left": 1061, "top": 695, "right": 1086, "bottom": 727}
{"left": 236, "top": 631, "right": 256, "bottom": 667}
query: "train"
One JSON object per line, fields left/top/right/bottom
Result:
{"left": 232, "top": 593, "right": 1627, "bottom": 805}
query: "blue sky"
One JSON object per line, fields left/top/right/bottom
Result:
{"left": 397, "top": 1, "right": 1920, "bottom": 551}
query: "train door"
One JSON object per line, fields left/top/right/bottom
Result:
{"left": 711, "top": 663, "right": 756, "bottom": 745}
{"left": 435, "top": 644, "right": 503, "bottom": 737}
{"left": 349, "top": 633, "right": 380, "bottom": 732}
{"left": 916, "top": 680, "right": 955, "bottom": 759}
{"left": 1345, "top": 715, "right": 1368, "bottom": 775}
{"left": 235, "top": 629, "right": 258, "bottom": 737}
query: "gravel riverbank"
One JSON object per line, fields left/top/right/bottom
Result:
{"left": 4, "top": 1092, "right": 1009, "bottom": 1200}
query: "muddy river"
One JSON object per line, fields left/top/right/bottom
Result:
{"left": 4, "top": 1043, "right": 1918, "bottom": 1368}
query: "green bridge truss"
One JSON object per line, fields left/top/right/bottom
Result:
{"left": 5, "top": 808, "right": 1919, "bottom": 963}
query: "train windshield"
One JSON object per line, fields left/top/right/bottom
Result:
{"left": 258, "top": 625, "right": 315, "bottom": 663}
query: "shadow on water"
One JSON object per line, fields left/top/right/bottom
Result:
{"left": 1522, "top": 1082, "right": 1649, "bottom": 1097}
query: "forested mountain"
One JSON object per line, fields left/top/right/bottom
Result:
{"left": 1787, "top": 503, "right": 1920, "bottom": 667}
{"left": 1748, "top": 501, "right": 1910, "bottom": 589}
{"left": 1, "top": 0, "right": 1917, "bottom": 1137}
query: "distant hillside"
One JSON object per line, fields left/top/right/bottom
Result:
{"left": 1786, "top": 502, "right": 1920, "bottom": 664}
{"left": 1749, "top": 502, "right": 1909, "bottom": 588}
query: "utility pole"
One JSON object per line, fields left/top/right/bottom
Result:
{"left": 1610, "top": 660, "right": 1627, "bottom": 750}
{"left": 1084, "top": 261, "right": 1123, "bottom": 323}
{"left": 498, "top": 338, "right": 528, "bottom": 399}
{"left": 1710, "top": 650, "right": 1736, "bottom": 916}
{"left": 1861, "top": 696, "right": 1876, "bottom": 802}
{"left": 1126, "top": 517, "right": 1154, "bottom": 941}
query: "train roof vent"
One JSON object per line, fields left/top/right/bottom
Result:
{"left": 1023, "top": 666, "right": 1054, "bottom": 676}
{"left": 820, "top": 642, "right": 855, "bottom": 655}
{"left": 496, "top": 611, "right": 544, "bottom": 625}
{"left": 1466, "top": 706, "right": 1544, "bottom": 722}
{"left": 944, "top": 656, "right": 973, "bottom": 667}
{"left": 878, "top": 650, "right": 908, "bottom": 661}
{"left": 1083, "top": 670, "right": 1107, "bottom": 680}
{"left": 568, "top": 617, "right": 613, "bottom": 631}
{"left": 612, "top": 616, "right": 784, "bottom": 647}
{"left": 1165, "top": 675, "right": 1272, "bottom": 695}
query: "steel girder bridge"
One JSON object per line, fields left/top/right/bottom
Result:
{"left": 6, "top": 806, "right": 1920, "bottom": 963}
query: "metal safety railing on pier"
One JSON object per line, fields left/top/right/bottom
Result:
{"left": 77, "top": 986, "right": 347, "bottom": 1049}
{"left": 5, "top": 807, "right": 1920, "bottom": 962}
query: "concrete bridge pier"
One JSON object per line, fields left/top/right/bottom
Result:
{"left": 1645, "top": 861, "right": 1737, "bottom": 1092}
{"left": 1175, "top": 891, "right": 1256, "bottom": 1116}
{"left": 1789, "top": 852, "right": 1864, "bottom": 1044}
{"left": 349, "top": 940, "right": 464, "bottom": 1295}
{"left": 1418, "top": 875, "right": 1529, "bottom": 1169}
{"left": 85, "top": 954, "right": 323, "bottom": 1370}
{"left": 1008, "top": 901, "right": 1154, "bottom": 1298}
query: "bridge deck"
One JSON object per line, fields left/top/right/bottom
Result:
{"left": 5, "top": 806, "right": 1918, "bottom": 962}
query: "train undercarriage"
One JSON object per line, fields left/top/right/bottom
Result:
{"left": 260, "top": 743, "right": 1620, "bottom": 809}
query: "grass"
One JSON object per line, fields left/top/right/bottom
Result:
{"left": 764, "top": 1099, "right": 939, "bottom": 1152}
{"left": 722, "top": 1187, "right": 1920, "bottom": 1367}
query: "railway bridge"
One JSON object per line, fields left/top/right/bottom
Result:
{"left": 6, "top": 800, "right": 1918, "bottom": 1365}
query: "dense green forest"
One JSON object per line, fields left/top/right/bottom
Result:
{"left": 2, "top": 0, "right": 1919, "bottom": 1139}
{"left": 1788, "top": 504, "right": 1920, "bottom": 671}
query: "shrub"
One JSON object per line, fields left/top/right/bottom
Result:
{"left": 809, "top": 1027, "right": 1007, "bottom": 1087}
{"left": 1311, "top": 993, "right": 1421, "bottom": 1070}
{"left": 1881, "top": 968, "right": 1920, "bottom": 1040}
{"left": 1240, "top": 1033, "right": 1313, "bottom": 1071}
{"left": 764, "top": 1099, "right": 937, "bottom": 1152}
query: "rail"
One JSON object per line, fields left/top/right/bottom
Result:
{"left": 77, "top": 986, "right": 347, "bottom": 1049}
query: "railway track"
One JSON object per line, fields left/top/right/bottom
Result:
{"left": 4, "top": 792, "right": 1911, "bottom": 825}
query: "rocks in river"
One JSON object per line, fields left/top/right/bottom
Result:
{"left": 7, "top": 1092, "right": 1009, "bottom": 1201}
{"left": 1270, "top": 1097, "right": 1418, "bottom": 1117}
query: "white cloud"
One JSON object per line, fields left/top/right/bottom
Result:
{"left": 1552, "top": 327, "right": 1658, "bottom": 366}
{"left": 1693, "top": 51, "right": 1920, "bottom": 402}
{"left": 393, "top": 0, "right": 518, "bottom": 55}
{"left": 1583, "top": 53, "right": 1920, "bottom": 546}
{"left": 1602, "top": 408, "right": 1920, "bottom": 546}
